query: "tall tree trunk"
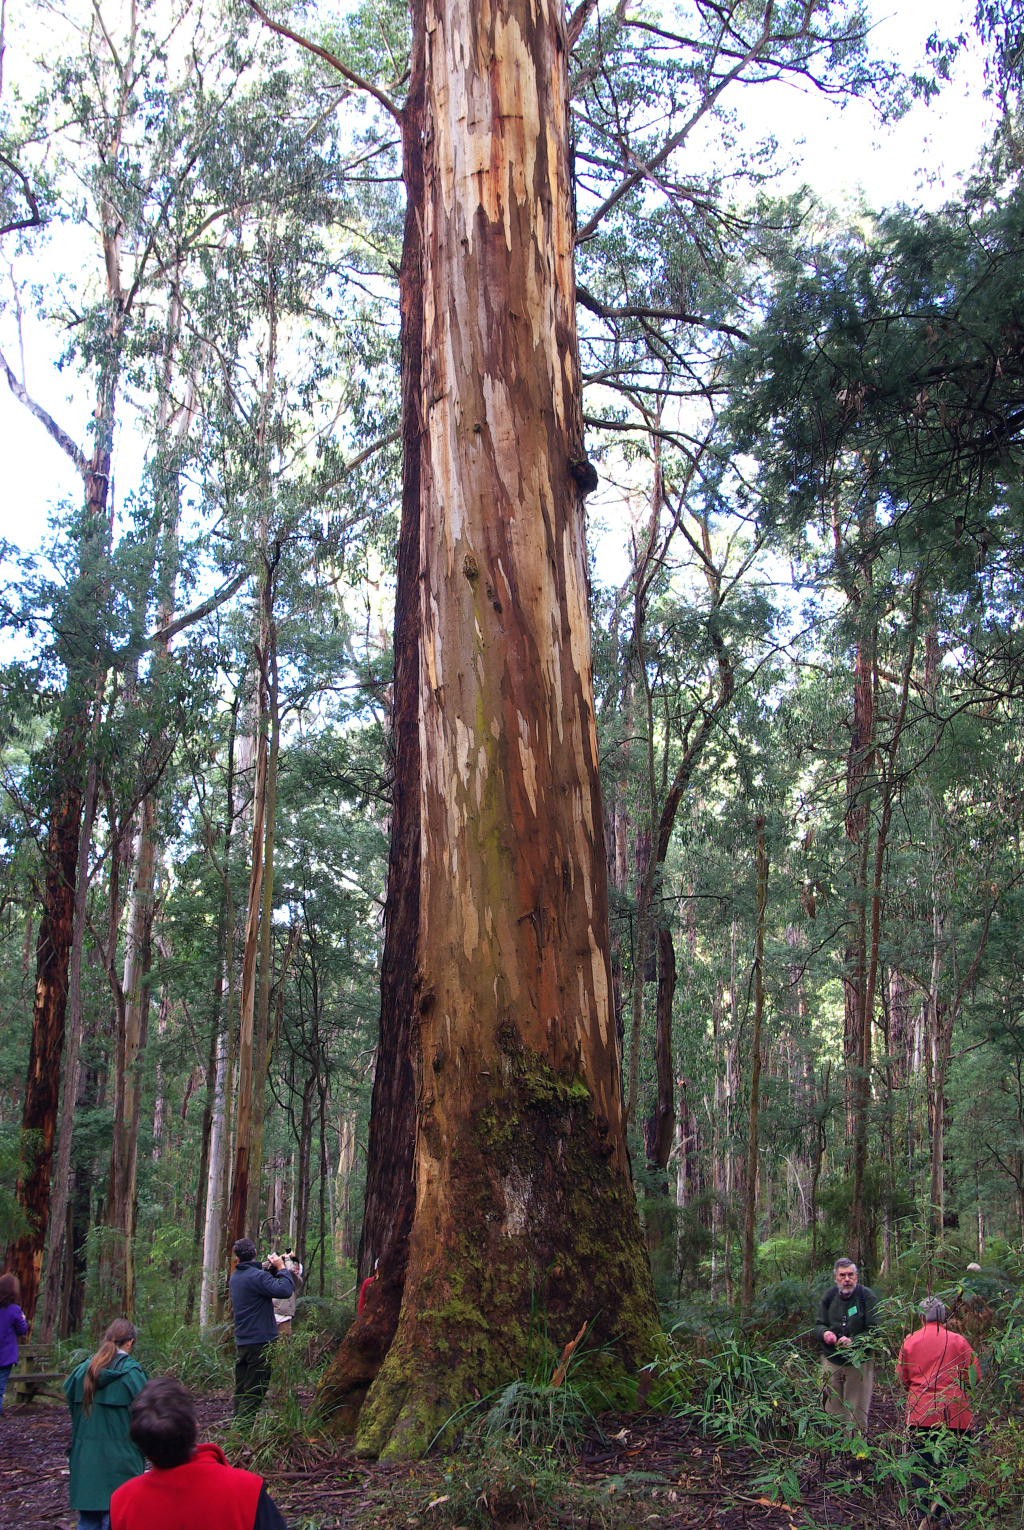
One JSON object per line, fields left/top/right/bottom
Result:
{"left": 4, "top": 420, "right": 114, "bottom": 1322}
{"left": 740, "top": 816, "right": 767, "bottom": 1314}
{"left": 37, "top": 695, "right": 102, "bottom": 1341}
{"left": 319, "top": 0, "right": 657, "bottom": 1459}
{"left": 315, "top": 7, "right": 427, "bottom": 1431}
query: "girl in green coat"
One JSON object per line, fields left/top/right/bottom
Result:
{"left": 63, "top": 1318, "right": 147, "bottom": 1530}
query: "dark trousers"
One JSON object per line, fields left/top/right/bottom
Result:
{"left": 234, "top": 1342, "right": 274, "bottom": 1424}
{"left": 908, "top": 1427, "right": 971, "bottom": 1520}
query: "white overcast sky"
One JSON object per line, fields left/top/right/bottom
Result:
{"left": 0, "top": 0, "right": 998, "bottom": 573}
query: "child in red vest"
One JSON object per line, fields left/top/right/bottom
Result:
{"left": 109, "top": 1377, "right": 287, "bottom": 1530}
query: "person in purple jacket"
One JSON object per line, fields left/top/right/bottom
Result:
{"left": 0, "top": 1273, "right": 29, "bottom": 1415}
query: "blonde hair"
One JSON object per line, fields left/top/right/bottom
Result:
{"left": 83, "top": 1318, "right": 137, "bottom": 1415}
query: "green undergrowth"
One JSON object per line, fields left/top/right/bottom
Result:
{"left": 642, "top": 1286, "right": 1024, "bottom": 1529}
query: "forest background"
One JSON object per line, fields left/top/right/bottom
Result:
{"left": 2, "top": 0, "right": 1024, "bottom": 1487}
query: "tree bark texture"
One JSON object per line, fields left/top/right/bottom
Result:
{"left": 5, "top": 744, "right": 83, "bottom": 1324}
{"left": 320, "top": 0, "right": 658, "bottom": 1460}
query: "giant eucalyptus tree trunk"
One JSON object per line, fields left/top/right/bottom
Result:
{"left": 318, "top": 0, "right": 657, "bottom": 1460}
{"left": 3, "top": 376, "right": 118, "bottom": 1323}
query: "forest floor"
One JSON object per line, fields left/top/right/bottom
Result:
{"left": 0, "top": 1385, "right": 924, "bottom": 1530}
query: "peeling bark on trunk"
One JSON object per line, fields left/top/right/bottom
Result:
{"left": 319, "top": 0, "right": 657, "bottom": 1460}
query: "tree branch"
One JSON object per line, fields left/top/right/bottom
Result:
{"left": 243, "top": 0, "right": 403, "bottom": 124}
{"left": 574, "top": 5, "right": 776, "bottom": 245}
{"left": 567, "top": 0, "right": 599, "bottom": 50}
{"left": 0, "top": 345, "right": 88, "bottom": 476}
{"left": 144, "top": 569, "right": 250, "bottom": 651}
{"left": 0, "top": 153, "right": 43, "bottom": 238}
{"left": 576, "top": 282, "right": 749, "bottom": 341}
{"left": 110, "top": 569, "right": 250, "bottom": 668}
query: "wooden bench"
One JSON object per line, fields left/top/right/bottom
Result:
{"left": 10, "top": 1339, "right": 66, "bottom": 1405}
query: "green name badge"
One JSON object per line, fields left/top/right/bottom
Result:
{"left": 848, "top": 1305, "right": 858, "bottom": 1317}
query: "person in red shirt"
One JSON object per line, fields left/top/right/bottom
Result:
{"left": 358, "top": 1258, "right": 380, "bottom": 1316}
{"left": 109, "top": 1377, "right": 287, "bottom": 1530}
{"left": 897, "top": 1297, "right": 980, "bottom": 1530}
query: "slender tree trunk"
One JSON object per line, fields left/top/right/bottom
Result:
{"left": 150, "top": 980, "right": 171, "bottom": 1163}
{"left": 843, "top": 632, "right": 874, "bottom": 1140}
{"left": 644, "top": 925, "right": 677, "bottom": 1248}
{"left": 199, "top": 1022, "right": 228, "bottom": 1327}
{"left": 104, "top": 795, "right": 159, "bottom": 1316}
{"left": 227, "top": 677, "right": 269, "bottom": 1248}
{"left": 850, "top": 577, "right": 922, "bottom": 1271}
{"left": 248, "top": 588, "right": 280, "bottom": 1239}
{"left": 185, "top": 943, "right": 223, "bottom": 1325}
{"left": 740, "top": 816, "right": 767, "bottom": 1314}
{"left": 319, "top": 0, "right": 657, "bottom": 1458}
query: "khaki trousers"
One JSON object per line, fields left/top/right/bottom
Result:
{"left": 821, "top": 1359, "right": 874, "bottom": 1433}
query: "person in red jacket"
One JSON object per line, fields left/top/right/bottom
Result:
{"left": 358, "top": 1258, "right": 379, "bottom": 1315}
{"left": 897, "top": 1297, "right": 980, "bottom": 1530}
{"left": 109, "top": 1377, "right": 287, "bottom": 1530}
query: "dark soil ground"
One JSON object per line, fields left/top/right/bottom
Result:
{"left": 0, "top": 1385, "right": 916, "bottom": 1530}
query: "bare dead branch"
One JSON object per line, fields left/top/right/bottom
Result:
{"left": 0, "top": 345, "right": 88, "bottom": 475}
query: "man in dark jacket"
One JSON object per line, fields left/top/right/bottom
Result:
{"left": 228, "top": 1238, "right": 293, "bottom": 1425}
{"left": 813, "top": 1256, "right": 879, "bottom": 1437}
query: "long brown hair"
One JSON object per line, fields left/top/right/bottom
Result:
{"left": 82, "top": 1319, "right": 137, "bottom": 1415}
{"left": 0, "top": 1273, "right": 20, "bottom": 1307}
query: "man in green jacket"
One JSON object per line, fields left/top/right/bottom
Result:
{"left": 813, "top": 1257, "right": 879, "bottom": 1437}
